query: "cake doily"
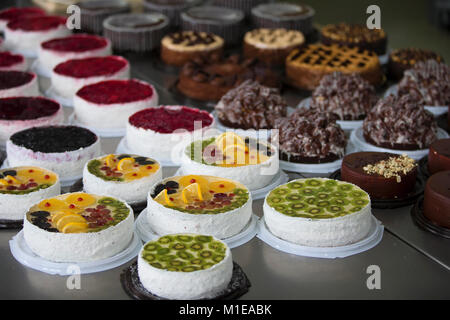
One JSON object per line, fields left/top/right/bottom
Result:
{"left": 410, "top": 196, "right": 450, "bottom": 239}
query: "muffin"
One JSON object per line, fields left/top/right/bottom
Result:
{"left": 388, "top": 48, "right": 444, "bottom": 80}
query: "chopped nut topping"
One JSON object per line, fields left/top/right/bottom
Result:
{"left": 363, "top": 154, "right": 416, "bottom": 182}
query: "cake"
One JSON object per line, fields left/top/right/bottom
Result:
{"left": 212, "top": 0, "right": 266, "bottom": 16}
{"left": 74, "top": 79, "right": 158, "bottom": 130}
{"left": 263, "top": 178, "right": 372, "bottom": 247}
{"left": 160, "top": 31, "right": 224, "bottom": 67}
{"left": 50, "top": 55, "right": 130, "bottom": 99}
{"left": 147, "top": 175, "right": 252, "bottom": 238}
{"left": 138, "top": 234, "right": 232, "bottom": 299}
{"left": 0, "top": 166, "right": 60, "bottom": 221}
{"left": 0, "top": 97, "right": 64, "bottom": 145}
{"left": 0, "top": 7, "right": 46, "bottom": 31}
{"left": 177, "top": 54, "right": 280, "bottom": 101}
{"left": 362, "top": 94, "right": 438, "bottom": 150}
{"left": 341, "top": 152, "right": 417, "bottom": 199}
{"left": 423, "top": 170, "right": 450, "bottom": 229}
{"left": 397, "top": 60, "right": 450, "bottom": 107}
{"left": 143, "top": 0, "right": 201, "bottom": 27}
{"left": 310, "top": 72, "right": 379, "bottom": 121}
{"left": 0, "top": 52, "right": 27, "bottom": 71}
{"left": 78, "top": 0, "right": 131, "bottom": 34}
{"left": 428, "top": 139, "right": 450, "bottom": 175}
{"left": 388, "top": 48, "right": 444, "bottom": 80}
{"left": 38, "top": 34, "right": 112, "bottom": 72}
{"left": 4, "top": 15, "right": 71, "bottom": 53}
{"left": 286, "top": 44, "right": 382, "bottom": 91}
{"left": 243, "top": 28, "right": 305, "bottom": 66}
{"left": 126, "top": 105, "right": 214, "bottom": 163}
{"left": 215, "top": 80, "right": 288, "bottom": 130}
{"left": 7, "top": 125, "right": 101, "bottom": 181}
{"left": 181, "top": 132, "right": 278, "bottom": 190}
{"left": 274, "top": 109, "right": 347, "bottom": 163}
{"left": 83, "top": 154, "right": 162, "bottom": 204}
{"left": 0, "top": 71, "right": 39, "bottom": 98}
{"left": 320, "top": 23, "right": 388, "bottom": 55}
{"left": 23, "top": 192, "right": 134, "bottom": 262}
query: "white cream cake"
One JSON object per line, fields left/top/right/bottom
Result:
{"left": 0, "top": 71, "right": 39, "bottom": 98}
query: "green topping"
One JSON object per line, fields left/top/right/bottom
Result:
{"left": 87, "top": 159, "right": 124, "bottom": 182}
{"left": 188, "top": 138, "right": 216, "bottom": 164}
{"left": 0, "top": 183, "right": 52, "bottom": 195}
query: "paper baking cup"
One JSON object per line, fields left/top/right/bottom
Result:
{"left": 212, "top": 0, "right": 267, "bottom": 16}
{"left": 68, "top": 113, "right": 125, "bottom": 138}
{"left": 257, "top": 215, "right": 384, "bottom": 259}
{"left": 79, "top": 0, "right": 131, "bottom": 34}
{"left": 143, "top": 0, "right": 202, "bottom": 27}
{"left": 9, "top": 230, "right": 141, "bottom": 275}
{"left": 135, "top": 209, "right": 259, "bottom": 249}
{"left": 350, "top": 126, "right": 449, "bottom": 160}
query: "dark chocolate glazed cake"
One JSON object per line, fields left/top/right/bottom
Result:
{"left": 423, "top": 170, "right": 450, "bottom": 229}
{"left": 388, "top": 48, "right": 444, "bottom": 80}
{"left": 428, "top": 139, "right": 450, "bottom": 175}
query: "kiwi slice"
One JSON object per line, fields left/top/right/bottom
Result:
{"left": 182, "top": 266, "right": 200, "bottom": 272}
{"left": 285, "top": 194, "right": 303, "bottom": 202}
{"left": 171, "top": 242, "right": 187, "bottom": 250}
{"left": 200, "top": 250, "right": 213, "bottom": 258}
{"left": 305, "top": 179, "right": 322, "bottom": 187}
{"left": 300, "top": 188, "right": 317, "bottom": 197}
{"left": 212, "top": 254, "right": 225, "bottom": 263}
{"left": 317, "top": 186, "right": 334, "bottom": 193}
{"left": 352, "top": 198, "right": 369, "bottom": 207}
{"left": 169, "top": 259, "right": 186, "bottom": 267}
{"left": 158, "top": 235, "right": 174, "bottom": 244}
{"left": 326, "top": 205, "right": 344, "bottom": 214}
{"left": 143, "top": 253, "right": 156, "bottom": 262}
{"left": 307, "top": 207, "right": 324, "bottom": 215}
{"left": 331, "top": 191, "right": 347, "bottom": 198}
{"left": 208, "top": 241, "right": 226, "bottom": 253}
{"left": 316, "top": 193, "right": 330, "bottom": 200}
{"left": 144, "top": 243, "right": 160, "bottom": 252}
{"left": 176, "top": 235, "right": 193, "bottom": 242}
{"left": 287, "top": 181, "right": 304, "bottom": 189}
{"left": 331, "top": 198, "right": 350, "bottom": 206}
{"left": 202, "top": 263, "right": 215, "bottom": 270}
{"left": 349, "top": 206, "right": 363, "bottom": 212}
{"left": 157, "top": 248, "right": 170, "bottom": 255}
{"left": 290, "top": 202, "right": 308, "bottom": 210}
{"left": 267, "top": 196, "right": 285, "bottom": 206}
{"left": 190, "top": 258, "right": 203, "bottom": 265}
{"left": 274, "top": 204, "right": 288, "bottom": 211}
{"left": 273, "top": 188, "right": 290, "bottom": 196}
{"left": 159, "top": 254, "right": 176, "bottom": 262}
{"left": 316, "top": 200, "right": 330, "bottom": 207}
{"left": 349, "top": 190, "right": 366, "bottom": 198}
{"left": 177, "top": 251, "right": 194, "bottom": 260}
{"left": 195, "top": 235, "right": 212, "bottom": 243}
{"left": 150, "top": 262, "right": 164, "bottom": 269}
{"left": 338, "top": 184, "right": 353, "bottom": 192}
{"left": 281, "top": 208, "right": 297, "bottom": 216}
{"left": 304, "top": 197, "right": 316, "bottom": 205}
{"left": 166, "top": 267, "right": 180, "bottom": 272}
{"left": 190, "top": 242, "right": 203, "bottom": 251}
{"left": 324, "top": 180, "right": 338, "bottom": 187}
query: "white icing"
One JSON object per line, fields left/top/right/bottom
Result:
{"left": 0, "top": 56, "right": 27, "bottom": 71}
{"left": 0, "top": 73, "right": 39, "bottom": 98}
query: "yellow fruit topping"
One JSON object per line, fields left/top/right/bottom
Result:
{"left": 154, "top": 189, "right": 175, "bottom": 206}
{"left": 38, "top": 198, "right": 66, "bottom": 212}
{"left": 0, "top": 179, "right": 9, "bottom": 186}
{"left": 5, "top": 175, "right": 21, "bottom": 184}
{"left": 209, "top": 180, "right": 236, "bottom": 193}
{"left": 105, "top": 154, "right": 116, "bottom": 167}
{"left": 65, "top": 193, "right": 96, "bottom": 208}
{"left": 61, "top": 222, "right": 89, "bottom": 234}
{"left": 181, "top": 183, "right": 203, "bottom": 204}
{"left": 51, "top": 211, "right": 72, "bottom": 225}
{"left": 215, "top": 132, "right": 246, "bottom": 152}
{"left": 56, "top": 213, "right": 86, "bottom": 231}
{"left": 179, "top": 175, "right": 208, "bottom": 189}
{"left": 116, "top": 157, "right": 135, "bottom": 171}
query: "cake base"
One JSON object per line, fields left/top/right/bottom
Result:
{"left": 411, "top": 197, "right": 450, "bottom": 239}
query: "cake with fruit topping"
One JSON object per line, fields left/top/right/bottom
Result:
{"left": 0, "top": 97, "right": 64, "bottom": 145}
{"left": 51, "top": 55, "right": 130, "bottom": 99}
{"left": 0, "top": 71, "right": 39, "bottom": 98}
{"left": 23, "top": 192, "right": 134, "bottom": 262}
{"left": 341, "top": 152, "right": 417, "bottom": 199}
{"left": 126, "top": 106, "right": 214, "bottom": 163}
{"left": 0, "top": 52, "right": 27, "bottom": 71}
{"left": 264, "top": 178, "right": 372, "bottom": 247}
{"left": 0, "top": 166, "right": 60, "bottom": 221}
{"left": 7, "top": 125, "right": 101, "bottom": 181}
{"left": 147, "top": 175, "right": 252, "bottom": 239}
{"left": 423, "top": 171, "right": 450, "bottom": 229}
{"left": 138, "top": 234, "right": 232, "bottom": 299}
{"left": 428, "top": 139, "right": 450, "bottom": 175}
{"left": 38, "top": 34, "right": 112, "bottom": 72}
{"left": 388, "top": 48, "right": 444, "bottom": 80}
{"left": 74, "top": 79, "right": 158, "bottom": 130}
{"left": 84, "top": 154, "right": 162, "bottom": 204}
{"left": 181, "top": 132, "right": 278, "bottom": 190}
{"left": 0, "top": 7, "right": 46, "bottom": 31}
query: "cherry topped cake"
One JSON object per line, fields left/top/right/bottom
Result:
{"left": 0, "top": 71, "right": 39, "bottom": 98}
{"left": 51, "top": 55, "right": 130, "bottom": 99}
{"left": 23, "top": 192, "right": 134, "bottom": 262}
{"left": 0, "top": 166, "right": 60, "bottom": 221}
{"left": 147, "top": 175, "right": 252, "bottom": 239}
{"left": 428, "top": 139, "right": 450, "bottom": 175}
{"left": 126, "top": 105, "right": 214, "bottom": 163}
{"left": 38, "top": 34, "right": 112, "bottom": 72}
{"left": 84, "top": 154, "right": 162, "bottom": 204}
{"left": 341, "top": 152, "right": 417, "bottom": 199}
{"left": 0, "top": 7, "right": 46, "bottom": 31}
{"left": 0, "top": 52, "right": 27, "bottom": 72}
{"left": 6, "top": 125, "right": 101, "bottom": 181}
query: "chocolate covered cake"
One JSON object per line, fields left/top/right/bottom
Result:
{"left": 388, "top": 48, "right": 444, "bottom": 80}
{"left": 423, "top": 170, "right": 450, "bottom": 229}
{"left": 428, "top": 139, "right": 450, "bottom": 175}
{"left": 310, "top": 72, "right": 379, "bottom": 121}
{"left": 363, "top": 94, "right": 438, "bottom": 150}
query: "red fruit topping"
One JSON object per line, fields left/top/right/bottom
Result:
{"left": 97, "top": 205, "right": 105, "bottom": 209}
{"left": 77, "top": 197, "right": 83, "bottom": 202}
{"left": 44, "top": 175, "right": 50, "bottom": 179}
{"left": 100, "top": 166, "right": 109, "bottom": 170}
{"left": 170, "top": 197, "right": 174, "bottom": 201}
{"left": 28, "top": 169, "right": 33, "bottom": 173}
{"left": 7, "top": 16, "right": 67, "bottom": 31}
{"left": 146, "top": 166, "right": 152, "bottom": 169}
{"left": 27, "top": 182, "right": 38, "bottom": 188}
{"left": 41, "top": 34, "right": 108, "bottom": 52}
{"left": 7, "top": 180, "right": 12, "bottom": 184}
{"left": 7, "top": 186, "right": 16, "bottom": 190}
{"left": 219, "top": 184, "right": 224, "bottom": 188}
{"left": 209, "top": 190, "right": 214, "bottom": 193}
{"left": 69, "top": 204, "right": 75, "bottom": 209}
{"left": 0, "top": 52, "right": 24, "bottom": 68}
{"left": 132, "top": 173, "right": 137, "bottom": 176}
{"left": 190, "top": 179, "right": 196, "bottom": 183}
{"left": 0, "top": 7, "right": 45, "bottom": 23}
{"left": 44, "top": 202, "right": 51, "bottom": 207}
{"left": 18, "top": 184, "right": 27, "bottom": 190}
{"left": 54, "top": 56, "right": 128, "bottom": 78}
{"left": 0, "top": 96, "right": 60, "bottom": 121}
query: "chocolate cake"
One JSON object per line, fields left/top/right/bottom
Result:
{"left": 363, "top": 94, "right": 438, "bottom": 150}
{"left": 212, "top": 0, "right": 266, "bottom": 16}
{"left": 310, "top": 72, "right": 379, "bottom": 121}
{"left": 423, "top": 170, "right": 450, "bottom": 229}
{"left": 428, "top": 139, "right": 450, "bottom": 175}
{"left": 388, "top": 48, "right": 444, "bottom": 80}
{"left": 215, "top": 80, "right": 288, "bottom": 130}
{"left": 78, "top": 0, "right": 131, "bottom": 34}
{"left": 341, "top": 152, "right": 417, "bottom": 199}
{"left": 143, "top": 0, "right": 201, "bottom": 27}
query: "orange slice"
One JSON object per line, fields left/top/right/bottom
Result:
{"left": 0, "top": 179, "right": 9, "bottom": 186}
{"left": 38, "top": 198, "right": 66, "bottom": 212}
{"left": 105, "top": 154, "right": 116, "bottom": 167}
{"left": 178, "top": 175, "right": 208, "bottom": 189}
{"left": 181, "top": 183, "right": 203, "bottom": 204}
{"left": 116, "top": 157, "right": 135, "bottom": 171}
{"left": 154, "top": 189, "right": 174, "bottom": 206}
{"left": 209, "top": 180, "right": 236, "bottom": 193}
{"left": 51, "top": 211, "right": 72, "bottom": 225}
{"left": 56, "top": 214, "right": 86, "bottom": 231}
{"left": 5, "top": 175, "right": 21, "bottom": 184}
{"left": 61, "top": 222, "right": 88, "bottom": 234}
{"left": 65, "top": 193, "right": 96, "bottom": 208}
{"left": 215, "top": 132, "right": 246, "bottom": 151}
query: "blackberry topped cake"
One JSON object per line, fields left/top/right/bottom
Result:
{"left": 388, "top": 48, "right": 444, "bottom": 80}
{"left": 428, "top": 139, "right": 450, "bottom": 175}
{"left": 423, "top": 170, "right": 450, "bottom": 229}
{"left": 264, "top": 178, "right": 372, "bottom": 247}
{"left": 0, "top": 52, "right": 27, "bottom": 72}
{"left": 341, "top": 152, "right": 417, "bottom": 199}
{"left": 362, "top": 94, "right": 438, "bottom": 150}
{"left": 310, "top": 72, "right": 379, "bottom": 121}
{"left": 84, "top": 154, "right": 162, "bottom": 204}
{"left": 215, "top": 80, "right": 288, "bottom": 130}
{"left": 0, "top": 71, "right": 39, "bottom": 98}
{"left": 23, "top": 192, "right": 134, "bottom": 262}
{"left": 147, "top": 175, "right": 252, "bottom": 239}
{"left": 0, "top": 7, "right": 46, "bottom": 31}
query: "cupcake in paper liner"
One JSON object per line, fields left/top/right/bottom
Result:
{"left": 211, "top": 0, "right": 267, "bottom": 17}
{"left": 79, "top": 0, "right": 131, "bottom": 34}
{"left": 143, "top": 0, "right": 202, "bottom": 27}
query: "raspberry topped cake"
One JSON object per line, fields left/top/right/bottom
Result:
{"left": 0, "top": 7, "right": 46, "bottom": 31}
{"left": 0, "top": 166, "right": 60, "bottom": 221}
{"left": 0, "top": 52, "right": 27, "bottom": 71}
{"left": 84, "top": 154, "right": 162, "bottom": 204}
{"left": 126, "top": 106, "right": 214, "bottom": 163}
{"left": 74, "top": 79, "right": 158, "bottom": 130}
{"left": 38, "top": 34, "right": 112, "bottom": 72}
{"left": 51, "top": 55, "right": 130, "bottom": 99}
{"left": 388, "top": 48, "right": 444, "bottom": 80}
{"left": 0, "top": 71, "right": 39, "bottom": 98}
{"left": 23, "top": 192, "right": 134, "bottom": 262}
{"left": 147, "top": 175, "right": 252, "bottom": 239}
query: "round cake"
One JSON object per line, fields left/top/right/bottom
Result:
{"left": 51, "top": 55, "right": 130, "bottom": 99}
{"left": 126, "top": 105, "right": 214, "bottom": 163}
{"left": 143, "top": 0, "right": 201, "bottom": 27}
{"left": 0, "top": 97, "right": 64, "bottom": 145}
{"left": 181, "top": 132, "right": 278, "bottom": 190}
{"left": 388, "top": 48, "right": 444, "bottom": 80}
{"left": 362, "top": 94, "right": 438, "bottom": 150}
{"left": 7, "top": 125, "right": 101, "bottom": 180}
{"left": 78, "top": 0, "right": 131, "bottom": 34}
{"left": 0, "top": 52, "right": 27, "bottom": 71}
{"left": 147, "top": 175, "right": 252, "bottom": 238}
{"left": 341, "top": 152, "right": 417, "bottom": 199}
{"left": 274, "top": 108, "right": 347, "bottom": 163}
{"left": 38, "top": 34, "right": 112, "bottom": 72}
{"left": 0, "top": 71, "right": 39, "bottom": 98}
{"left": 215, "top": 80, "right": 288, "bottom": 130}
{"left": 74, "top": 79, "right": 158, "bottom": 130}
{"left": 310, "top": 72, "right": 379, "bottom": 121}
{"left": 428, "top": 139, "right": 450, "bottom": 175}
{"left": 423, "top": 170, "right": 450, "bottom": 229}
{"left": 83, "top": 154, "right": 162, "bottom": 204}
{"left": 161, "top": 31, "right": 224, "bottom": 67}
{"left": 23, "top": 192, "right": 134, "bottom": 262}
{"left": 0, "top": 166, "right": 60, "bottom": 221}
{"left": 138, "top": 234, "right": 232, "bottom": 299}
{"left": 0, "top": 7, "right": 46, "bottom": 31}
{"left": 264, "top": 178, "right": 373, "bottom": 247}
{"left": 212, "top": 0, "right": 266, "bottom": 16}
